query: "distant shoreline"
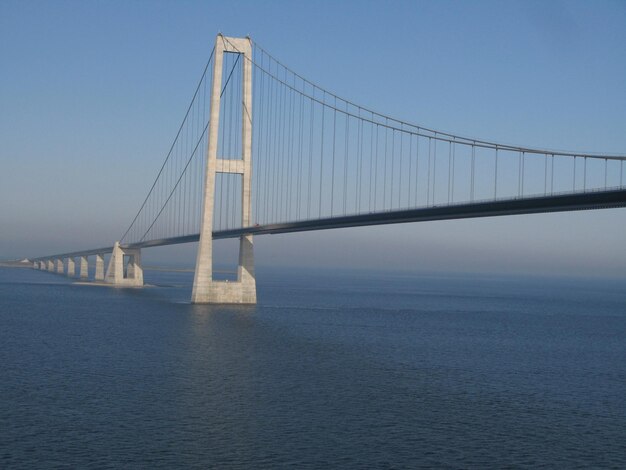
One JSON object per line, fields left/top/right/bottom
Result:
{"left": 0, "top": 261, "right": 32, "bottom": 268}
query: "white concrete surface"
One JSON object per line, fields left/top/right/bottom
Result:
{"left": 104, "top": 241, "right": 143, "bottom": 287}
{"left": 192, "top": 35, "right": 257, "bottom": 304}
{"left": 95, "top": 254, "right": 104, "bottom": 281}
{"left": 79, "top": 256, "right": 88, "bottom": 279}
{"left": 66, "top": 257, "right": 75, "bottom": 277}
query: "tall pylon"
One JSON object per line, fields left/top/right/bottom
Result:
{"left": 191, "top": 35, "right": 256, "bottom": 304}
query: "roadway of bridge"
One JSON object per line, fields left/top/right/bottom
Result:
{"left": 118, "top": 187, "right": 626, "bottom": 251}
{"left": 32, "top": 188, "right": 626, "bottom": 261}
{"left": 31, "top": 188, "right": 626, "bottom": 261}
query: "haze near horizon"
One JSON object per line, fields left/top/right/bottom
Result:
{"left": 1, "top": 0, "right": 625, "bottom": 278}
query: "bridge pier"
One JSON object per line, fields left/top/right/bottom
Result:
{"left": 79, "top": 256, "right": 88, "bottom": 279}
{"left": 66, "top": 257, "right": 75, "bottom": 277}
{"left": 191, "top": 35, "right": 256, "bottom": 304}
{"left": 56, "top": 258, "right": 64, "bottom": 274}
{"left": 47, "top": 260, "right": 54, "bottom": 271}
{"left": 95, "top": 254, "right": 104, "bottom": 281}
{"left": 104, "top": 242, "right": 143, "bottom": 287}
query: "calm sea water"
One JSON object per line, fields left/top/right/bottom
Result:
{"left": 1, "top": 266, "right": 625, "bottom": 468}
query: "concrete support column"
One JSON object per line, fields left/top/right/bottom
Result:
{"left": 66, "top": 257, "right": 75, "bottom": 277}
{"left": 104, "top": 242, "right": 143, "bottom": 287}
{"left": 191, "top": 35, "right": 256, "bottom": 304}
{"left": 56, "top": 258, "right": 64, "bottom": 274}
{"left": 79, "top": 256, "right": 88, "bottom": 279}
{"left": 47, "top": 260, "right": 54, "bottom": 271}
{"left": 95, "top": 254, "right": 104, "bottom": 281}
{"left": 33, "top": 261, "right": 37, "bottom": 269}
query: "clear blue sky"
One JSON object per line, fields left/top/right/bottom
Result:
{"left": 1, "top": 0, "right": 625, "bottom": 277}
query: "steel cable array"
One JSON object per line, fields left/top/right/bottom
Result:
{"left": 120, "top": 37, "right": 626, "bottom": 246}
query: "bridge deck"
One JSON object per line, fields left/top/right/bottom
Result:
{"left": 120, "top": 188, "right": 626, "bottom": 251}
{"left": 32, "top": 188, "right": 626, "bottom": 260}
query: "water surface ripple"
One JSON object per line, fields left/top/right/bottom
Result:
{"left": 1, "top": 267, "right": 625, "bottom": 468}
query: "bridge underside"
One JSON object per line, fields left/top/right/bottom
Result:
{"left": 119, "top": 188, "right": 626, "bottom": 250}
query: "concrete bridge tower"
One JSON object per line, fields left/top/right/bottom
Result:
{"left": 191, "top": 35, "right": 256, "bottom": 304}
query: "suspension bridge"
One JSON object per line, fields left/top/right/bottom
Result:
{"left": 30, "top": 34, "right": 626, "bottom": 303}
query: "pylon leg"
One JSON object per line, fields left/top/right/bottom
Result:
{"left": 79, "top": 256, "right": 88, "bottom": 279}
{"left": 95, "top": 254, "right": 105, "bottom": 281}
{"left": 66, "top": 257, "right": 75, "bottom": 277}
